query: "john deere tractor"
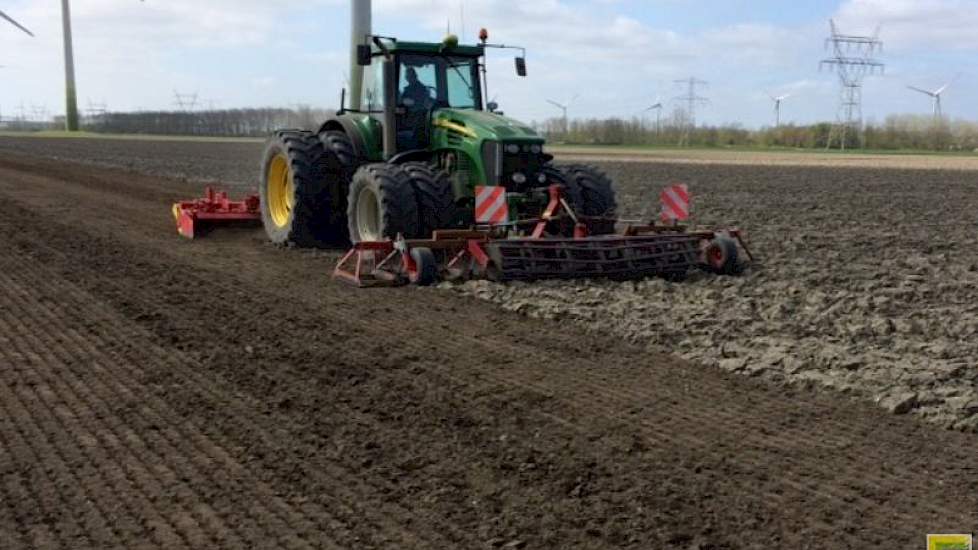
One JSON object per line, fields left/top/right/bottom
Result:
{"left": 259, "top": 33, "right": 616, "bottom": 247}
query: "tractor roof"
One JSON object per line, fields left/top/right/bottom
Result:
{"left": 383, "top": 40, "right": 484, "bottom": 57}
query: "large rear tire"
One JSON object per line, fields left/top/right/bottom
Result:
{"left": 346, "top": 164, "right": 420, "bottom": 243}
{"left": 563, "top": 164, "right": 618, "bottom": 235}
{"left": 320, "top": 130, "right": 360, "bottom": 242}
{"left": 259, "top": 130, "right": 334, "bottom": 247}
{"left": 400, "top": 161, "right": 457, "bottom": 237}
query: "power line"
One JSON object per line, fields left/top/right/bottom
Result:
{"left": 820, "top": 19, "right": 884, "bottom": 150}
{"left": 173, "top": 90, "right": 199, "bottom": 112}
{"left": 673, "top": 77, "right": 709, "bottom": 147}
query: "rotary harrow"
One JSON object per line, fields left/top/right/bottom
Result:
{"left": 331, "top": 184, "right": 750, "bottom": 287}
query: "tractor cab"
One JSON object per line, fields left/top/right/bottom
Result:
{"left": 361, "top": 40, "right": 485, "bottom": 151}
{"left": 352, "top": 35, "right": 533, "bottom": 161}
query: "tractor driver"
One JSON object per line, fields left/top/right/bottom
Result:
{"left": 401, "top": 67, "right": 433, "bottom": 110}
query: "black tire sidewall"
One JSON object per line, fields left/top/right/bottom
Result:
{"left": 347, "top": 164, "right": 420, "bottom": 243}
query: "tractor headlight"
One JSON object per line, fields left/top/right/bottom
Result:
{"left": 505, "top": 144, "right": 521, "bottom": 155}
{"left": 512, "top": 172, "right": 527, "bottom": 184}
{"left": 537, "top": 173, "right": 548, "bottom": 184}
{"left": 530, "top": 144, "right": 542, "bottom": 154}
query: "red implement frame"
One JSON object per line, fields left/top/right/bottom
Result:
{"left": 332, "top": 185, "right": 754, "bottom": 287}
{"left": 172, "top": 188, "right": 261, "bottom": 239}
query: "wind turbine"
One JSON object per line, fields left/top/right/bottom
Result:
{"left": 55, "top": 1, "right": 145, "bottom": 132}
{"left": 907, "top": 76, "right": 958, "bottom": 120}
{"left": 0, "top": 9, "right": 32, "bottom": 84}
{"left": 0, "top": 9, "right": 34, "bottom": 36}
{"left": 768, "top": 93, "right": 791, "bottom": 127}
{"left": 546, "top": 94, "right": 578, "bottom": 135}
{"left": 643, "top": 97, "right": 663, "bottom": 136}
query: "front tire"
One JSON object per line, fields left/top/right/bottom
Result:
{"left": 563, "top": 164, "right": 618, "bottom": 235}
{"left": 400, "top": 162, "right": 457, "bottom": 237}
{"left": 346, "top": 164, "right": 420, "bottom": 243}
{"left": 259, "top": 130, "right": 331, "bottom": 247}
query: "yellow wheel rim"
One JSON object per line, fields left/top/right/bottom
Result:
{"left": 267, "top": 154, "right": 295, "bottom": 228}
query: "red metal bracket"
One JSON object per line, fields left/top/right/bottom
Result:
{"left": 332, "top": 241, "right": 404, "bottom": 287}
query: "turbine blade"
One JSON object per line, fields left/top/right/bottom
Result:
{"left": 0, "top": 10, "right": 34, "bottom": 37}
{"left": 907, "top": 85, "right": 935, "bottom": 97}
{"left": 935, "top": 75, "right": 960, "bottom": 96}
{"left": 546, "top": 99, "right": 565, "bottom": 109}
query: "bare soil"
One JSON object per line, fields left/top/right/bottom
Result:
{"left": 452, "top": 162, "right": 978, "bottom": 430}
{"left": 0, "top": 136, "right": 977, "bottom": 548}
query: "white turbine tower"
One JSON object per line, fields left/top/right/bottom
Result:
{"left": 768, "top": 93, "right": 791, "bottom": 127}
{"left": 546, "top": 94, "right": 579, "bottom": 135}
{"left": 0, "top": 9, "right": 34, "bottom": 36}
{"left": 53, "top": 1, "right": 146, "bottom": 132}
{"left": 907, "top": 76, "right": 958, "bottom": 120}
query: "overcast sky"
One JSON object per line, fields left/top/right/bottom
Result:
{"left": 1, "top": 0, "right": 976, "bottom": 128}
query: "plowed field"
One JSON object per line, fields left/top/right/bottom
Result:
{"left": 1, "top": 135, "right": 977, "bottom": 549}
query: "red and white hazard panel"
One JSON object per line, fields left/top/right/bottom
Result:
{"left": 475, "top": 186, "right": 509, "bottom": 224}
{"left": 660, "top": 183, "right": 690, "bottom": 224}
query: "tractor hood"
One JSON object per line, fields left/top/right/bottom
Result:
{"left": 433, "top": 109, "right": 543, "bottom": 143}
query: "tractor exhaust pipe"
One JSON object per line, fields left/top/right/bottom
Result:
{"left": 349, "top": 0, "right": 371, "bottom": 111}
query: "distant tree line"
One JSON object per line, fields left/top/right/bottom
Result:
{"left": 79, "top": 106, "right": 330, "bottom": 136}
{"left": 4, "top": 104, "right": 977, "bottom": 152}
{"left": 538, "top": 110, "right": 978, "bottom": 152}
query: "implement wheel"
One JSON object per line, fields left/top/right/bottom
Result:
{"left": 347, "top": 164, "right": 419, "bottom": 243}
{"left": 408, "top": 247, "right": 438, "bottom": 286}
{"left": 703, "top": 236, "right": 741, "bottom": 275}
{"left": 260, "top": 130, "right": 333, "bottom": 246}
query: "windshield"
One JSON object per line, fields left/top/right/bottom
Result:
{"left": 398, "top": 54, "right": 481, "bottom": 110}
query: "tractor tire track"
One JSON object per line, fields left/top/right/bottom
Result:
{"left": 0, "top": 245, "right": 418, "bottom": 548}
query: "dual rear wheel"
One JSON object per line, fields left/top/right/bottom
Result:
{"left": 260, "top": 130, "right": 347, "bottom": 247}
{"left": 260, "top": 137, "right": 616, "bottom": 246}
{"left": 260, "top": 131, "right": 456, "bottom": 247}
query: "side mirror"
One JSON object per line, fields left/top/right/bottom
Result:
{"left": 515, "top": 57, "right": 527, "bottom": 77}
{"left": 357, "top": 44, "right": 372, "bottom": 66}
{"left": 487, "top": 101, "right": 499, "bottom": 112}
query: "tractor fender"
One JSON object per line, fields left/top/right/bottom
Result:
{"left": 388, "top": 149, "right": 434, "bottom": 165}
{"left": 317, "top": 113, "right": 369, "bottom": 161}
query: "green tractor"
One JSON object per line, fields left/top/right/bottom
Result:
{"left": 259, "top": 33, "right": 617, "bottom": 247}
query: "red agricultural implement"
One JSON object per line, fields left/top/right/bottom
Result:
{"left": 171, "top": 184, "right": 752, "bottom": 286}
{"left": 333, "top": 185, "right": 752, "bottom": 287}
{"left": 172, "top": 188, "right": 261, "bottom": 239}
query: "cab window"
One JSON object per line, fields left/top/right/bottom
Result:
{"left": 362, "top": 60, "right": 385, "bottom": 112}
{"left": 446, "top": 59, "right": 478, "bottom": 109}
{"left": 399, "top": 59, "right": 436, "bottom": 108}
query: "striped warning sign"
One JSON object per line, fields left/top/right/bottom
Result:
{"left": 660, "top": 183, "right": 690, "bottom": 224}
{"left": 475, "top": 186, "right": 509, "bottom": 224}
